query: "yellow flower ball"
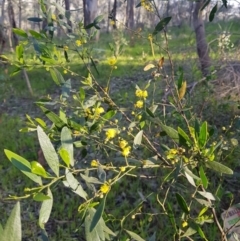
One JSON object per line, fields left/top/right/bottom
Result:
{"left": 63, "top": 69, "right": 68, "bottom": 74}
{"left": 122, "top": 146, "right": 131, "bottom": 157}
{"left": 182, "top": 221, "right": 188, "bottom": 228}
{"left": 108, "top": 57, "right": 117, "bottom": 66}
{"left": 91, "top": 160, "right": 98, "bottom": 167}
{"left": 120, "top": 166, "right": 126, "bottom": 172}
{"left": 100, "top": 183, "right": 110, "bottom": 194}
{"left": 105, "top": 129, "right": 117, "bottom": 140}
{"left": 119, "top": 139, "right": 128, "bottom": 149}
{"left": 135, "top": 100, "right": 144, "bottom": 108}
{"left": 63, "top": 45, "right": 68, "bottom": 51}
{"left": 75, "top": 40, "right": 82, "bottom": 47}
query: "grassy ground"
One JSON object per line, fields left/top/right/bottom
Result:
{"left": 1, "top": 19, "right": 240, "bottom": 240}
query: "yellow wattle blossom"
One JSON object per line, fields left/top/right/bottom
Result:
{"left": 122, "top": 146, "right": 131, "bottom": 157}
{"left": 166, "top": 148, "right": 178, "bottom": 160}
{"left": 94, "top": 107, "right": 104, "bottom": 115}
{"left": 135, "top": 100, "right": 144, "bottom": 108}
{"left": 108, "top": 57, "right": 117, "bottom": 66}
{"left": 119, "top": 139, "right": 128, "bottom": 149}
{"left": 91, "top": 160, "right": 98, "bottom": 167}
{"left": 75, "top": 40, "right": 82, "bottom": 47}
{"left": 63, "top": 45, "right": 68, "bottom": 51}
{"left": 135, "top": 89, "right": 148, "bottom": 99}
{"left": 140, "top": 0, "right": 154, "bottom": 11}
{"left": 105, "top": 129, "right": 117, "bottom": 140}
{"left": 100, "top": 183, "right": 110, "bottom": 194}
{"left": 51, "top": 14, "right": 57, "bottom": 21}
{"left": 120, "top": 166, "right": 126, "bottom": 172}
{"left": 63, "top": 69, "right": 68, "bottom": 74}
{"left": 182, "top": 221, "right": 188, "bottom": 228}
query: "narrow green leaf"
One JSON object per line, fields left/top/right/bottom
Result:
{"left": 199, "top": 166, "right": 208, "bottom": 188}
{"left": 4, "top": 149, "right": 42, "bottom": 185}
{"left": 196, "top": 225, "right": 208, "bottom": 240}
{"left": 158, "top": 121, "right": 179, "bottom": 143}
{"left": 94, "top": 15, "right": 104, "bottom": 24}
{"left": 205, "top": 161, "right": 233, "bottom": 174}
{"left": 182, "top": 227, "right": 197, "bottom": 237}
{"left": 199, "top": 121, "right": 208, "bottom": 148}
{"left": 33, "top": 193, "right": 51, "bottom": 202}
{"left": 3, "top": 202, "right": 21, "bottom": 241}
{"left": 125, "top": 230, "right": 145, "bottom": 241}
{"left": 16, "top": 44, "right": 23, "bottom": 61}
{"left": 37, "top": 126, "right": 59, "bottom": 177}
{"left": 133, "top": 130, "right": 143, "bottom": 148}
{"left": 79, "top": 87, "right": 85, "bottom": 102}
{"left": 178, "top": 127, "right": 192, "bottom": 146}
{"left": 80, "top": 174, "right": 103, "bottom": 184}
{"left": 29, "top": 30, "right": 46, "bottom": 39}
{"left": 102, "top": 110, "right": 117, "bottom": 120}
{"left": 146, "top": 107, "right": 155, "bottom": 117}
{"left": 39, "top": 188, "right": 53, "bottom": 229}
{"left": 167, "top": 203, "right": 177, "bottom": 231}
{"left": 90, "top": 195, "right": 106, "bottom": 232}
{"left": 153, "top": 17, "right": 172, "bottom": 35}
{"left": 85, "top": 208, "right": 105, "bottom": 241}
{"left": 28, "top": 17, "right": 43, "bottom": 22}
{"left": 61, "top": 126, "right": 74, "bottom": 167}
{"left": 175, "top": 193, "right": 189, "bottom": 214}
{"left": 64, "top": 50, "right": 69, "bottom": 62}
{"left": 66, "top": 171, "right": 88, "bottom": 200}
{"left": 198, "top": 206, "right": 209, "bottom": 217}
{"left": 38, "top": 105, "right": 65, "bottom": 129}
{"left": 198, "top": 191, "right": 215, "bottom": 200}
{"left": 209, "top": 3, "right": 218, "bottom": 22}
{"left": 59, "top": 148, "right": 70, "bottom": 167}
{"left": 13, "top": 28, "right": 28, "bottom": 38}
{"left": 31, "top": 161, "right": 47, "bottom": 177}
{"left": 49, "top": 68, "right": 65, "bottom": 85}
{"left": 35, "top": 118, "right": 47, "bottom": 128}
{"left": 184, "top": 171, "right": 196, "bottom": 187}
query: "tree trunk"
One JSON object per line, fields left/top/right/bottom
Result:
{"left": 126, "top": 0, "right": 134, "bottom": 29}
{"left": 112, "top": 0, "right": 117, "bottom": 29}
{"left": 83, "top": 0, "right": 91, "bottom": 27}
{"left": 18, "top": 0, "right": 22, "bottom": 29}
{"left": 64, "top": 0, "right": 72, "bottom": 33}
{"left": 193, "top": 0, "right": 211, "bottom": 76}
{"left": 8, "top": 0, "right": 18, "bottom": 48}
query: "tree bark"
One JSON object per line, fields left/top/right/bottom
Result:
{"left": 126, "top": 0, "right": 134, "bottom": 29}
{"left": 112, "top": 0, "right": 117, "bottom": 29}
{"left": 193, "top": 0, "right": 211, "bottom": 76}
{"left": 64, "top": 0, "right": 72, "bottom": 33}
{"left": 8, "top": 0, "right": 18, "bottom": 48}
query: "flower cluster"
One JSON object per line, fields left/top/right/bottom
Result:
{"left": 134, "top": 88, "right": 148, "bottom": 109}
{"left": 108, "top": 57, "right": 117, "bottom": 66}
{"left": 140, "top": 0, "right": 154, "bottom": 11}
{"left": 85, "top": 106, "right": 104, "bottom": 119}
{"left": 119, "top": 139, "right": 131, "bottom": 157}
{"left": 75, "top": 40, "right": 82, "bottom": 47}
{"left": 105, "top": 128, "right": 118, "bottom": 142}
{"left": 218, "top": 31, "right": 234, "bottom": 51}
{"left": 165, "top": 147, "right": 187, "bottom": 164}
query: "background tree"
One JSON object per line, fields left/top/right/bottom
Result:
{"left": 126, "top": 0, "right": 134, "bottom": 29}
{"left": 193, "top": 0, "right": 211, "bottom": 76}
